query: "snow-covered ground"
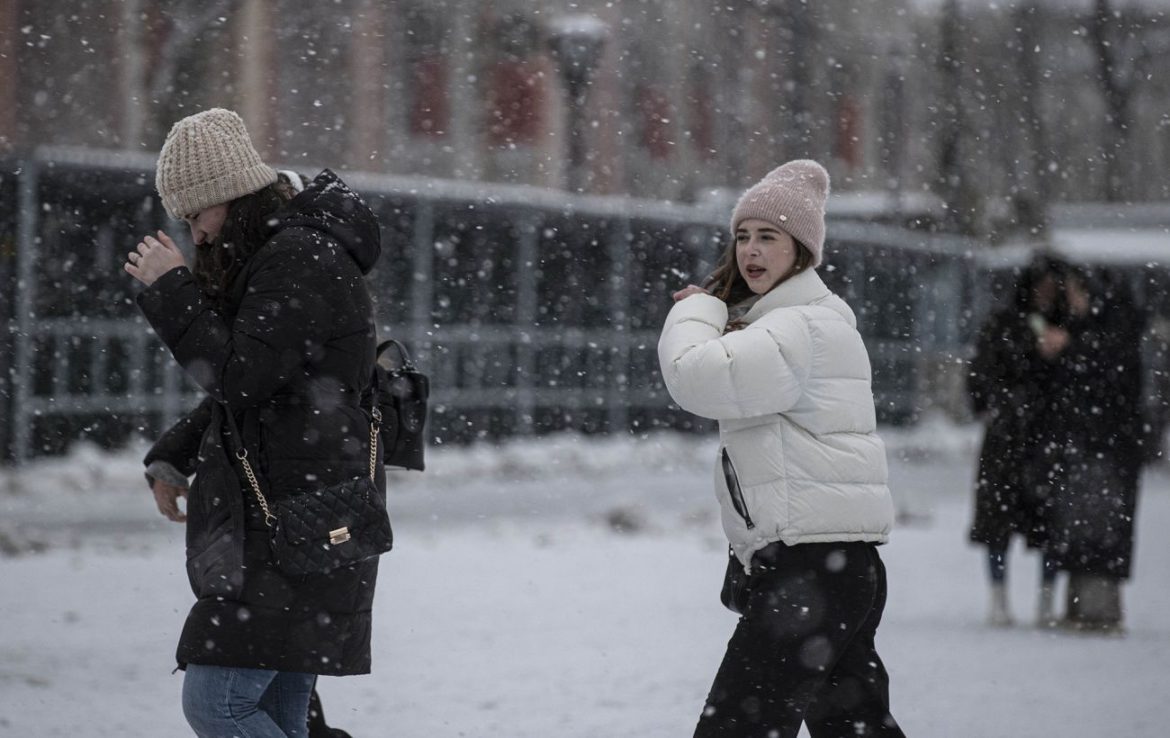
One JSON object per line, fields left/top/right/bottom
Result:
{"left": 2, "top": 419, "right": 1169, "bottom": 737}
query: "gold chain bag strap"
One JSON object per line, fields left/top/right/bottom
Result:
{"left": 223, "top": 404, "right": 393, "bottom": 577}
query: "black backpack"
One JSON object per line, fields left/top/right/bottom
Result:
{"left": 369, "top": 339, "right": 429, "bottom": 471}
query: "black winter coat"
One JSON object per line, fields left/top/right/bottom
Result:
{"left": 967, "top": 297, "right": 1061, "bottom": 550}
{"left": 140, "top": 170, "right": 385, "bottom": 674}
{"left": 969, "top": 264, "right": 1144, "bottom": 578}
{"left": 1043, "top": 276, "right": 1144, "bottom": 578}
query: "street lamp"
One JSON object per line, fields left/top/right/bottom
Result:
{"left": 546, "top": 14, "right": 608, "bottom": 194}
{"left": 752, "top": 0, "right": 812, "bottom": 158}
{"left": 882, "top": 49, "right": 908, "bottom": 221}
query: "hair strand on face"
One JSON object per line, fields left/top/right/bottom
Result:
{"left": 704, "top": 234, "right": 813, "bottom": 304}
{"left": 192, "top": 178, "right": 298, "bottom": 309}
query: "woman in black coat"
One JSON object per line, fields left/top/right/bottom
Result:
{"left": 125, "top": 108, "right": 382, "bottom": 738}
{"left": 968, "top": 256, "right": 1070, "bottom": 626}
{"left": 1043, "top": 267, "right": 1144, "bottom": 631}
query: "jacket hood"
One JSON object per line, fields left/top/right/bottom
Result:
{"left": 272, "top": 169, "right": 381, "bottom": 275}
{"left": 740, "top": 268, "right": 857, "bottom": 327}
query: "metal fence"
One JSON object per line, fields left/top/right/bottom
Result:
{"left": 0, "top": 148, "right": 978, "bottom": 464}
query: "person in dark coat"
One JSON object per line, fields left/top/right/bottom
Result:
{"left": 1043, "top": 266, "right": 1144, "bottom": 632}
{"left": 968, "top": 256, "right": 1071, "bottom": 627}
{"left": 125, "top": 108, "right": 381, "bottom": 738}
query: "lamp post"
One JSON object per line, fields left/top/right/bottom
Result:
{"left": 752, "top": 0, "right": 812, "bottom": 159}
{"left": 882, "top": 49, "right": 907, "bottom": 220}
{"left": 546, "top": 15, "right": 608, "bottom": 194}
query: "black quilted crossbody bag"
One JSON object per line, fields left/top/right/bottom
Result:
{"left": 223, "top": 405, "right": 393, "bottom": 577}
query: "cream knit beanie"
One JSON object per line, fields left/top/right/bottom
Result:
{"left": 155, "top": 108, "right": 278, "bottom": 219}
{"left": 730, "top": 160, "right": 830, "bottom": 267}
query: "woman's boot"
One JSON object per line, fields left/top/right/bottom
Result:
{"left": 1037, "top": 581, "right": 1058, "bottom": 628}
{"left": 988, "top": 582, "right": 1013, "bottom": 627}
{"left": 1064, "top": 572, "right": 1124, "bottom": 635}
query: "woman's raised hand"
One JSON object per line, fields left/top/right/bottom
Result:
{"left": 1037, "top": 325, "right": 1071, "bottom": 359}
{"left": 672, "top": 284, "right": 709, "bottom": 302}
{"left": 125, "top": 230, "right": 187, "bottom": 287}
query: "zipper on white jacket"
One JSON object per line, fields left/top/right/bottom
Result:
{"left": 720, "top": 448, "right": 755, "bottom": 529}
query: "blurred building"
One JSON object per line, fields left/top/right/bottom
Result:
{"left": 2, "top": 0, "right": 1168, "bottom": 228}
{"left": 1, "top": 0, "right": 919, "bottom": 201}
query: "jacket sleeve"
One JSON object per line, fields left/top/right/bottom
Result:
{"left": 136, "top": 235, "right": 334, "bottom": 408}
{"left": 657, "top": 293, "right": 813, "bottom": 420}
{"left": 967, "top": 313, "right": 1037, "bottom": 416}
{"left": 143, "top": 396, "right": 214, "bottom": 478}
{"left": 966, "top": 319, "right": 1001, "bottom": 415}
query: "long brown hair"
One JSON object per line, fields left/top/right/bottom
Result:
{"left": 193, "top": 175, "right": 300, "bottom": 310}
{"left": 704, "top": 235, "right": 814, "bottom": 304}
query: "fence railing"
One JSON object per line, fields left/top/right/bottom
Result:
{"left": 0, "top": 148, "right": 978, "bottom": 464}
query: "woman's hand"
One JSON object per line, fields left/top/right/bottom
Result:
{"left": 1066, "top": 280, "right": 1091, "bottom": 317}
{"left": 151, "top": 478, "right": 188, "bottom": 523}
{"left": 1037, "top": 325, "right": 1070, "bottom": 359}
{"left": 672, "top": 284, "right": 709, "bottom": 302}
{"left": 125, "top": 231, "right": 187, "bottom": 287}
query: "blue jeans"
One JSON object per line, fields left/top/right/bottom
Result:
{"left": 182, "top": 664, "right": 315, "bottom": 738}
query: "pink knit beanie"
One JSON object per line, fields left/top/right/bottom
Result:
{"left": 730, "top": 160, "right": 830, "bottom": 267}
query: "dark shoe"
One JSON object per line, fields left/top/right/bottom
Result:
{"left": 308, "top": 688, "right": 354, "bottom": 738}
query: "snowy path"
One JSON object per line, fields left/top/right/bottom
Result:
{"left": 2, "top": 430, "right": 1168, "bottom": 737}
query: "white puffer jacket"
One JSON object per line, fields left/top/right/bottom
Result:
{"left": 657, "top": 269, "right": 894, "bottom": 569}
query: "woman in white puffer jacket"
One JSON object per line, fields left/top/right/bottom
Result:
{"left": 659, "top": 160, "right": 905, "bottom": 738}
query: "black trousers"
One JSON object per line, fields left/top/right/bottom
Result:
{"left": 695, "top": 541, "right": 905, "bottom": 738}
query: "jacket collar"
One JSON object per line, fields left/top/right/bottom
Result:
{"left": 741, "top": 268, "right": 833, "bottom": 324}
